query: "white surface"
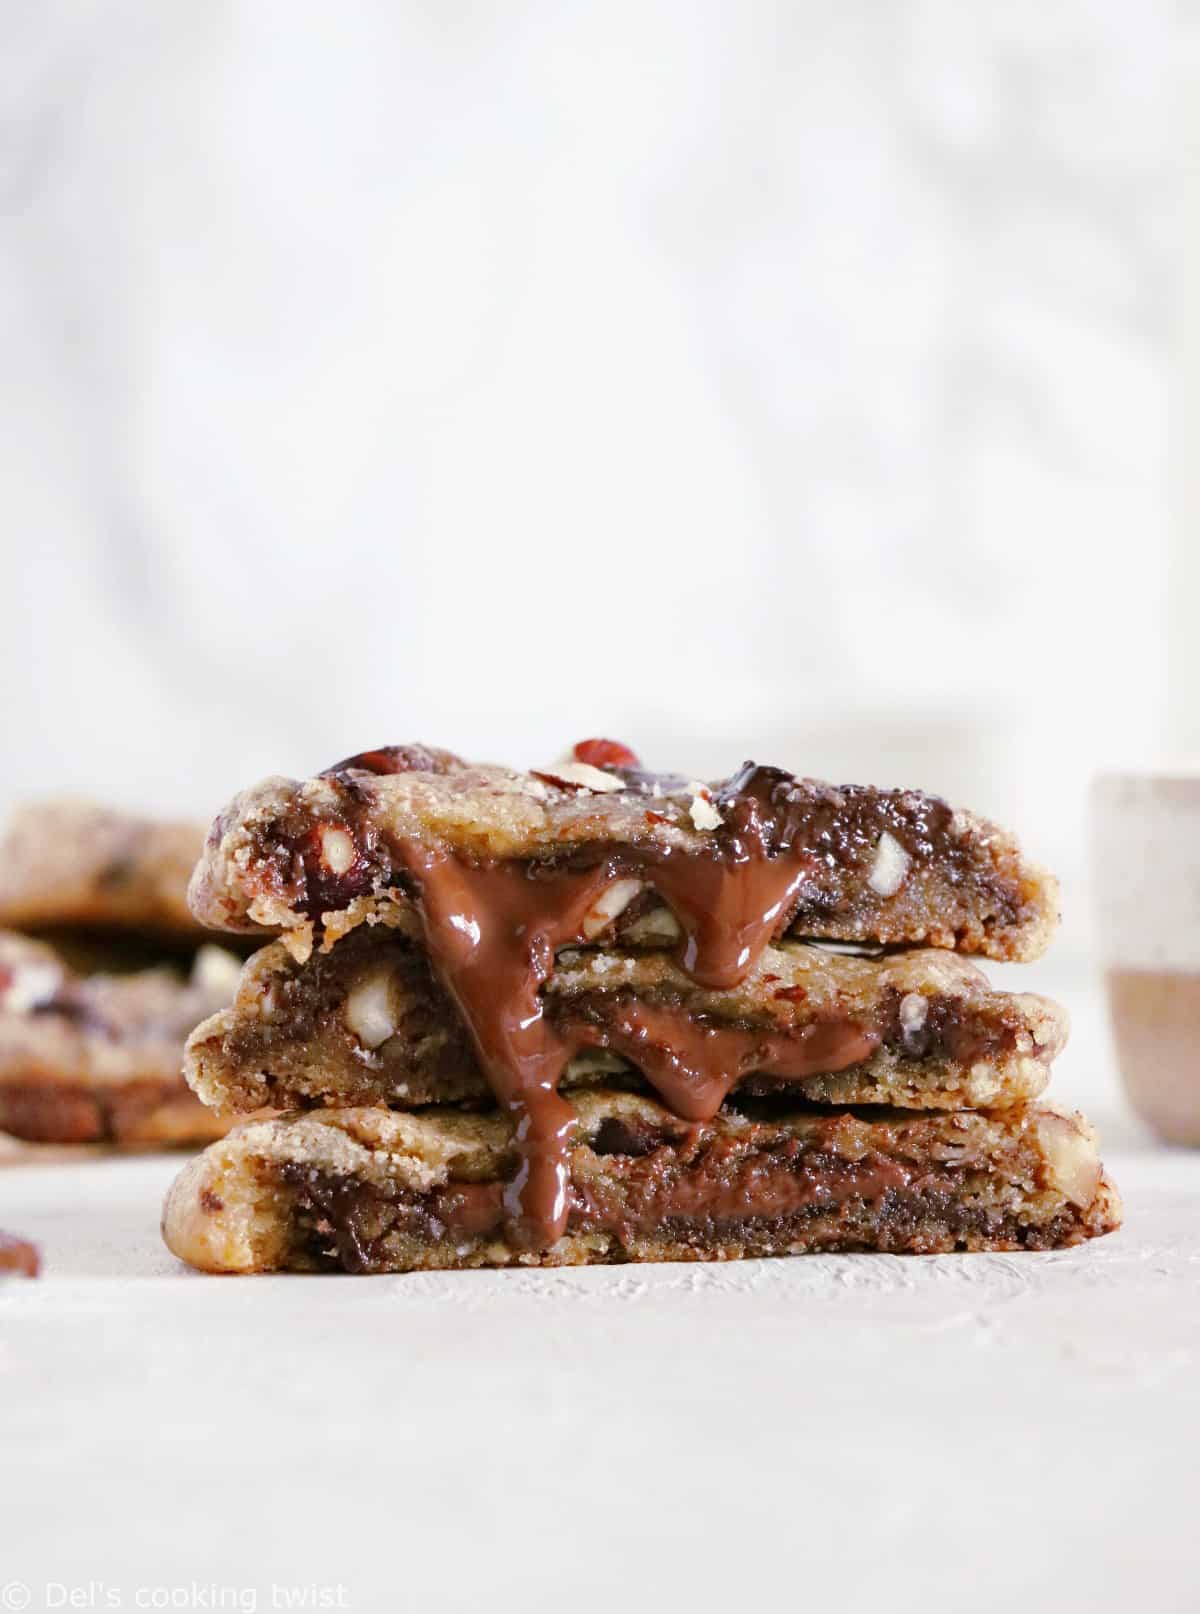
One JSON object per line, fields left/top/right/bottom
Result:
{"left": 2, "top": 987, "right": 1198, "bottom": 1614}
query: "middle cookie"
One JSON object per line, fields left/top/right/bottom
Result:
{"left": 186, "top": 927, "right": 1066, "bottom": 1117}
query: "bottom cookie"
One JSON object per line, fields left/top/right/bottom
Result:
{"left": 162, "top": 1091, "right": 1121, "bottom": 1274}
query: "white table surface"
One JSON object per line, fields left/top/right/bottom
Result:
{"left": 2, "top": 981, "right": 1198, "bottom": 1614}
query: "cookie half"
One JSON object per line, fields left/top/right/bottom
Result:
{"left": 186, "top": 931, "right": 1067, "bottom": 1117}
{"left": 189, "top": 746, "right": 1058, "bottom": 963}
{"left": 162, "top": 1091, "right": 1120, "bottom": 1274}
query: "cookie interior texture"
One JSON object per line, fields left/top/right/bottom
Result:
{"left": 186, "top": 928, "right": 1067, "bottom": 1116}
{"left": 162, "top": 1092, "right": 1120, "bottom": 1275}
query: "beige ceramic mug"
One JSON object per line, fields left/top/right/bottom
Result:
{"left": 1091, "top": 773, "right": 1200, "bottom": 1145}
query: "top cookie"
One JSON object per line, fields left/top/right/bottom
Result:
{"left": 189, "top": 743, "right": 1058, "bottom": 963}
{"left": 0, "top": 801, "right": 209, "bottom": 942}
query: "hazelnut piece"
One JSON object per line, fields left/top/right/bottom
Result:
{"left": 318, "top": 825, "right": 356, "bottom": 875}
{"left": 581, "top": 878, "right": 643, "bottom": 940}
{"left": 868, "top": 831, "right": 911, "bottom": 897}
{"left": 344, "top": 969, "right": 399, "bottom": 1050}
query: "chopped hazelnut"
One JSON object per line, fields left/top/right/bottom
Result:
{"left": 581, "top": 878, "right": 643, "bottom": 939}
{"left": 344, "top": 969, "right": 399, "bottom": 1050}
{"left": 622, "top": 905, "right": 683, "bottom": 945}
{"left": 868, "top": 831, "right": 911, "bottom": 897}
{"left": 319, "top": 825, "right": 356, "bottom": 875}
{"left": 190, "top": 946, "right": 242, "bottom": 1000}
{"left": 572, "top": 738, "right": 640, "bottom": 770}
{"left": 899, "top": 992, "right": 928, "bottom": 1036}
{"left": 1036, "top": 1111, "right": 1102, "bottom": 1209}
{"left": 689, "top": 793, "right": 724, "bottom": 831}
{"left": 549, "top": 761, "right": 626, "bottom": 793}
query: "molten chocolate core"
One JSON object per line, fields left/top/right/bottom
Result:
{"left": 384, "top": 765, "right": 880, "bottom": 1249}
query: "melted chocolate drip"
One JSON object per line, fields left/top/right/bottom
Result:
{"left": 395, "top": 845, "right": 610, "bottom": 1248}
{"left": 391, "top": 762, "right": 881, "bottom": 1252}
{"left": 567, "top": 1000, "right": 879, "bottom": 1120}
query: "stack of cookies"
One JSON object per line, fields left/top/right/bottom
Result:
{"left": 163, "top": 741, "right": 1120, "bottom": 1274}
{"left": 0, "top": 802, "right": 240, "bottom": 1148}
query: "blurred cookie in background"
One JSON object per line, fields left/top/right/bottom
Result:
{"left": 0, "top": 932, "right": 242, "bottom": 1146}
{"left": 0, "top": 800, "right": 210, "bottom": 946}
{"left": 0, "top": 802, "right": 247, "bottom": 1150}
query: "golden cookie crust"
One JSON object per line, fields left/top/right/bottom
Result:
{"left": 188, "top": 748, "right": 1059, "bottom": 963}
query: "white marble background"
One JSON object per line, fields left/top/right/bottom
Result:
{"left": 0, "top": 1, "right": 1172, "bottom": 968}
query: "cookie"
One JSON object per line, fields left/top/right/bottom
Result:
{"left": 189, "top": 745, "right": 1058, "bottom": 963}
{"left": 162, "top": 1092, "right": 1121, "bottom": 1274}
{"left": 0, "top": 801, "right": 210, "bottom": 941}
{"left": 183, "top": 740, "right": 1063, "bottom": 1252}
{"left": 185, "top": 930, "right": 1066, "bottom": 1116}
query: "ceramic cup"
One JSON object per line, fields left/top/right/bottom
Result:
{"left": 1091, "top": 773, "right": 1200, "bottom": 1145}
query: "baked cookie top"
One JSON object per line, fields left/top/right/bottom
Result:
{"left": 189, "top": 742, "right": 1058, "bottom": 963}
{"left": 0, "top": 801, "right": 209, "bottom": 940}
